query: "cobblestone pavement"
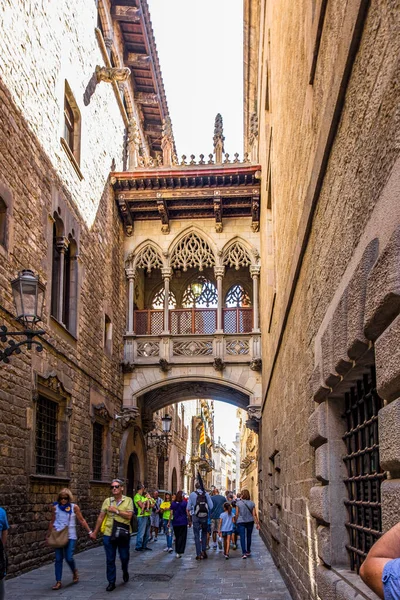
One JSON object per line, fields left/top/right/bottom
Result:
{"left": 6, "top": 531, "right": 291, "bottom": 600}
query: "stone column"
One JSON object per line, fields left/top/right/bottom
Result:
{"left": 56, "top": 237, "right": 69, "bottom": 323}
{"left": 126, "top": 267, "right": 136, "bottom": 333}
{"left": 214, "top": 266, "right": 225, "bottom": 334}
{"left": 250, "top": 265, "right": 261, "bottom": 332}
{"left": 161, "top": 267, "right": 173, "bottom": 334}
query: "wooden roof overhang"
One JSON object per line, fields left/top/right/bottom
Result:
{"left": 111, "top": 164, "right": 262, "bottom": 234}
{"left": 111, "top": 0, "right": 171, "bottom": 153}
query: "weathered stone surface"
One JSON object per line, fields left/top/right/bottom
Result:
{"left": 375, "top": 314, "right": 400, "bottom": 402}
{"left": 378, "top": 398, "right": 400, "bottom": 473}
{"left": 322, "top": 324, "right": 341, "bottom": 388}
{"left": 332, "top": 291, "right": 352, "bottom": 375}
{"left": 315, "top": 444, "right": 329, "bottom": 483}
{"left": 381, "top": 479, "right": 400, "bottom": 531}
{"left": 309, "top": 485, "right": 330, "bottom": 524}
{"left": 364, "top": 226, "right": 400, "bottom": 341}
{"left": 317, "top": 524, "right": 331, "bottom": 566}
{"left": 311, "top": 364, "right": 331, "bottom": 403}
{"left": 316, "top": 564, "right": 341, "bottom": 600}
{"left": 309, "top": 402, "right": 327, "bottom": 447}
{"left": 346, "top": 238, "right": 379, "bottom": 360}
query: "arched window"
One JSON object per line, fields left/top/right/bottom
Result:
{"left": 51, "top": 219, "right": 78, "bottom": 334}
{"left": 151, "top": 288, "right": 177, "bottom": 309}
{"left": 225, "top": 284, "right": 251, "bottom": 308}
{"left": 0, "top": 196, "right": 7, "bottom": 248}
{"left": 182, "top": 276, "right": 218, "bottom": 308}
{"left": 62, "top": 81, "right": 81, "bottom": 168}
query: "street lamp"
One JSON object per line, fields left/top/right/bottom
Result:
{"left": 146, "top": 413, "right": 173, "bottom": 451}
{"left": 1, "top": 270, "right": 46, "bottom": 363}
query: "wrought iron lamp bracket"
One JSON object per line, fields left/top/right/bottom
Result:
{"left": 0, "top": 325, "right": 46, "bottom": 364}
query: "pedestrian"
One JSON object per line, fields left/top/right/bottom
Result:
{"left": 210, "top": 488, "right": 225, "bottom": 550}
{"left": 169, "top": 490, "right": 189, "bottom": 558}
{"left": 228, "top": 494, "right": 238, "bottom": 550}
{"left": 0, "top": 506, "right": 9, "bottom": 600}
{"left": 218, "top": 502, "right": 234, "bottom": 559}
{"left": 47, "top": 488, "right": 92, "bottom": 591}
{"left": 187, "top": 481, "right": 213, "bottom": 560}
{"left": 160, "top": 492, "right": 173, "bottom": 553}
{"left": 133, "top": 484, "right": 152, "bottom": 552}
{"left": 235, "top": 489, "right": 260, "bottom": 559}
{"left": 360, "top": 521, "right": 400, "bottom": 599}
{"left": 91, "top": 479, "right": 133, "bottom": 592}
{"left": 149, "top": 489, "right": 161, "bottom": 542}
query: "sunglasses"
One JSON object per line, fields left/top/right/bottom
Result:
{"left": 59, "top": 497, "right": 69, "bottom": 500}
{"left": 111, "top": 485, "right": 120, "bottom": 489}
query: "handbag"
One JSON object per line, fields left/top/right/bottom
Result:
{"left": 48, "top": 508, "right": 71, "bottom": 548}
{"left": 110, "top": 519, "right": 130, "bottom": 545}
{"left": 47, "top": 525, "right": 69, "bottom": 548}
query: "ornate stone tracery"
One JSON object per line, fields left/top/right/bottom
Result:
{"left": 182, "top": 276, "right": 218, "bottom": 308}
{"left": 151, "top": 287, "right": 177, "bottom": 309}
{"left": 170, "top": 233, "right": 215, "bottom": 272}
{"left": 134, "top": 245, "right": 163, "bottom": 273}
{"left": 223, "top": 241, "right": 252, "bottom": 270}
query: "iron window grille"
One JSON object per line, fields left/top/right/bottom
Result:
{"left": 343, "top": 366, "right": 385, "bottom": 573}
{"left": 36, "top": 395, "right": 58, "bottom": 475}
{"left": 92, "top": 422, "right": 104, "bottom": 481}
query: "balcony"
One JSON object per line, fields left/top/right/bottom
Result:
{"left": 133, "top": 308, "right": 253, "bottom": 336}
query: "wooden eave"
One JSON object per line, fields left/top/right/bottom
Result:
{"left": 111, "top": 164, "right": 261, "bottom": 229}
{"left": 111, "top": 0, "right": 174, "bottom": 153}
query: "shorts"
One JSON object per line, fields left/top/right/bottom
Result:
{"left": 150, "top": 513, "right": 160, "bottom": 528}
{"left": 222, "top": 531, "right": 233, "bottom": 537}
{"left": 211, "top": 518, "right": 220, "bottom": 534}
{"left": 383, "top": 558, "right": 400, "bottom": 600}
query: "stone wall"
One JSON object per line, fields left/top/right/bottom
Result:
{"left": 248, "top": 0, "right": 400, "bottom": 599}
{"left": 0, "top": 0, "right": 130, "bottom": 575}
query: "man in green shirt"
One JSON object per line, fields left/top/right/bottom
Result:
{"left": 134, "top": 484, "right": 152, "bottom": 552}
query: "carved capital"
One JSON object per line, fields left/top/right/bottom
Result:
{"left": 250, "top": 265, "right": 261, "bottom": 278}
{"left": 56, "top": 236, "right": 69, "bottom": 252}
{"left": 161, "top": 267, "right": 173, "bottom": 280}
{"left": 213, "top": 266, "right": 225, "bottom": 279}
{"left": 125, "top": 267, "right": 136, "bottom": 280}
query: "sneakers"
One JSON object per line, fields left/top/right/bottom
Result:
{"left": 123, "top": 571, "right": 129, "bottom": 583}
{"left": 212, "top": 544, "right": 217, "bottom": 549}
{"left": 154, "top": 537, "right": 158, "bottom": 542}
{"left": 163, "top": 547, "right": 169, "bottom": 552}
{"left": 246, "top": 552, "right": 251, "bottom": 556}
{"left": 232, "top": 544, "right": 237, "bottom": 550}
{"left": 176, "top": 553, "right": 182, "bottom": 558}
{"left": 224, "top": 554, "right": 229, "bottom": 559}
{"left": 217, "top": 537, "right": 222, "bottom": 550}
{"left": 106, "top": 583, "right": 116, "bottom": 591}
{"left": 242, "top": 554, "right": 247, "bottom": 559}
{"left": 168, "top": 548, "right": 173, "bottom": 553}
{"left": 206, "top": 545, "right": 210, "bottom": 550}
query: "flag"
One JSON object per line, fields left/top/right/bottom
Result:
{"left": 199, "top": 423, "right": 206, "bottom": 447}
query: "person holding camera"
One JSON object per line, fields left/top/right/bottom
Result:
{"left": 91, "top": 479, "right": 133, "bottom": 592}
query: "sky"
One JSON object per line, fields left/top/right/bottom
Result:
{"left": 213, "top": 401, "right": 240, "bottom": 449}
{"left": 147, "top": 0, "right": 244, "bottom": 159}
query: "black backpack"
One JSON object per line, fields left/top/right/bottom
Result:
{"left": 0, "top": 538, "right": 7, "bottom": 581}
{"left": 194, "top": 491, "right": 209, "bottom": 518}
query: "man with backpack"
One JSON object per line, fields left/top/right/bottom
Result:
{"left": 0, "top": 506, "right": 9, "bottom": 600}
{"left": 187, "top": 481, "right": 213, "bottom": 560}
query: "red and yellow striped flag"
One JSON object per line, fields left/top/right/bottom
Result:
{"left": 199, "top": 424, "right": 206, "bottom": 446}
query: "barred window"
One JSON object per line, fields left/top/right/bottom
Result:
{"left": 92, "top": 422, "right": 104, "bottom": 481}
{"left": 343, "top": 367, "right": 385, "bottom": 573}
{"left": 0, "top": 197, "right": 7, "bottom": 248}
{"left": 36, "top": 396, "right": 58, "bottom": 475}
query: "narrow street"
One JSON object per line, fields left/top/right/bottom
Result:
{"left": 6, "top": 532, "right": 291, "bottom": 600}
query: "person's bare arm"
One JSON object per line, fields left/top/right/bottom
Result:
{"left": 74, "top": 505, "right": 92, "bottom": 533}
{"left": 359, "top": 523, "right": 400, "bottom": 599}
{"left": 252, "top": 507, "right": 260, "bottom": 530}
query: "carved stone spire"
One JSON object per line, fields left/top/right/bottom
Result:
{"left": 213, "top": 113, "right": 225, "bottom": 164}
{"left": 161, "top": 116, "right": 174, "bottom": 167}
{"left": 127, "top": 117, "right": 141, "bottom": 170}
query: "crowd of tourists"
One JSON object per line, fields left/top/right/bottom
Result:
{"left": 0, "top": 478, "right": 260, "bottom": 595}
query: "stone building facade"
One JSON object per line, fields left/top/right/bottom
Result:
{"left": 0, "top": 0, "right": 172, "bottom": 575}
{"left": 237, "top": 409, "right": 258, "bottom": 502}
{"left": 245, "top": 0, "right": 400, "bottom": 599}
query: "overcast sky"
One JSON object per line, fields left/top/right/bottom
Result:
{"left": 147, "top": 0, "right": 244, "bottom": 159}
